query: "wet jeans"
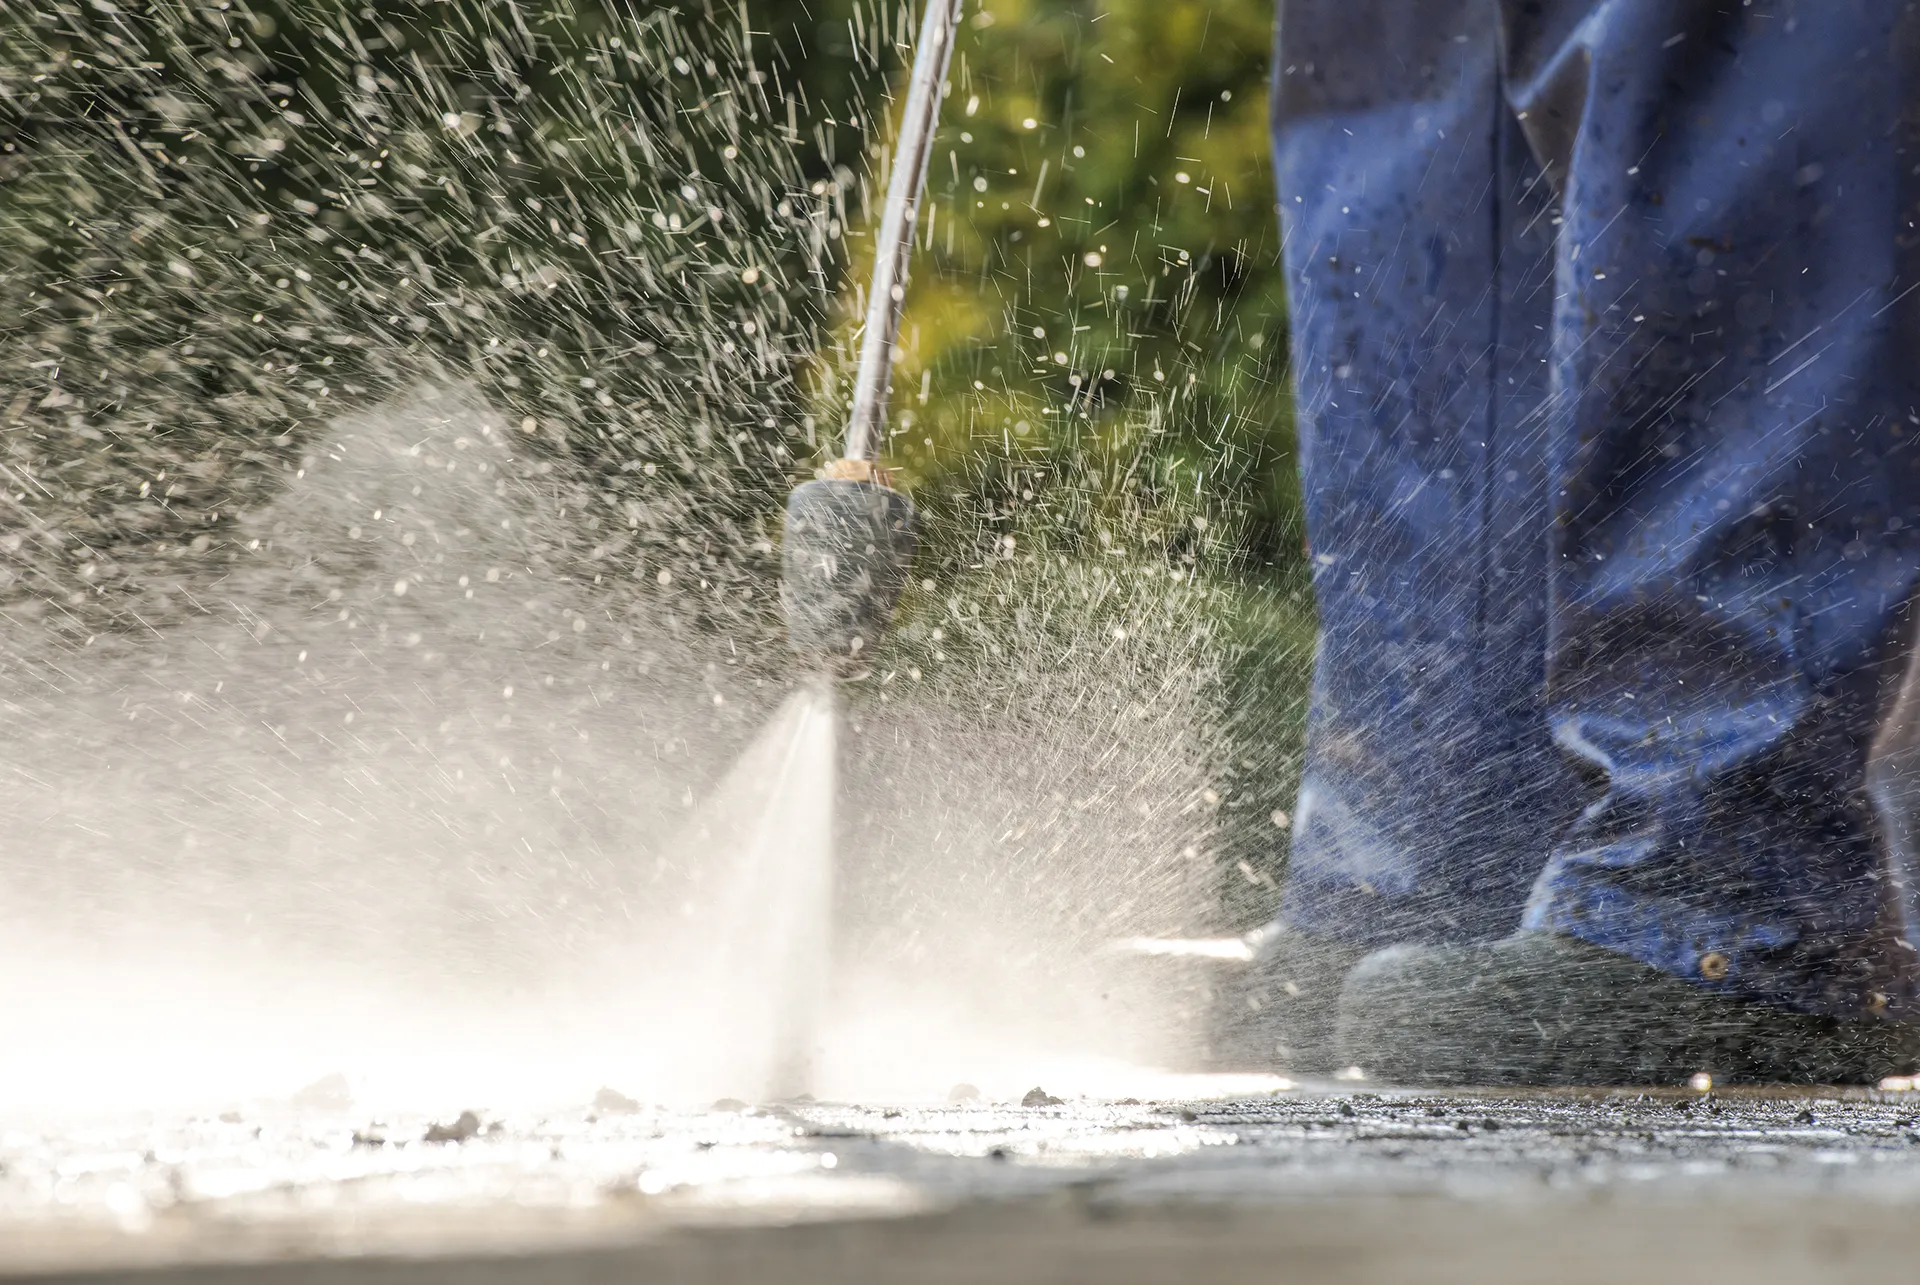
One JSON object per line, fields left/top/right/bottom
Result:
{"left": 1274, "top": 0, "right": 1920, "bottom": 1018}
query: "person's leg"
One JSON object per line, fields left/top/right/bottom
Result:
{"left": 1225, "top": 0, "right": 1567, "bottom": 1069}
{"left": 1339, "top": 0, "right": 1920, "bottom": 1083}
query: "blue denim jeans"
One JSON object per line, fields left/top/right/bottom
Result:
{"left": 1274, "top": 0, "right": 1920, "bottom": 1019}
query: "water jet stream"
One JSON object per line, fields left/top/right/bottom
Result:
{"left": 680, "top": 678, "right": 838, "bottom": 1101}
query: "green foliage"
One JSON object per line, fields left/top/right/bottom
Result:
{"left": 865, "top": 0, "right": 1298, "bottom": 575}
{"left": 850, "top": 0, "right": 1312, "bottom": 917}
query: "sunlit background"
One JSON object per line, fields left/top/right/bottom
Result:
{"left": 0, "top": 0, "right": 1313, "bottom": 1113}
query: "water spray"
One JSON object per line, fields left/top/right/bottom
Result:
{"left": 778, "top": 0, "right": 1267, "bottom": 1076}
{"left": 781, "top": 0, "right": 958, "bottom": 666}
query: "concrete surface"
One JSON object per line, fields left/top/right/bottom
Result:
{"left": 11, "top": 1080, "right": 1920, "bottom": 1282}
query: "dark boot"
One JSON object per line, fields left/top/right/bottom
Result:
{"left": 1210, "top": 924, "right": 1370, "bottom": 1075}
{"left": 1334, "top": 931, "right": 1920, "bottom": 1086}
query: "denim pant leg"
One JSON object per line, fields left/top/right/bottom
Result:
{"left": 1506, "top": 0, "right": 1920, "bottom": 1019}
{"left": 1273, "top": 0, "right": 1575, "bottom": 948}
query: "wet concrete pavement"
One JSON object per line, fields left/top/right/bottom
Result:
{"left": 12, "top": 1080, "right": 1920, "bottom": 1282}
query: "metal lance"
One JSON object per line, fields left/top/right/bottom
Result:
{"left": 780, "top": 0, "right": 957, "bottom": 665}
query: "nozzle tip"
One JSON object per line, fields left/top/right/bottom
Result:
{"left": 781, "top": 477, "right": 917, "bottom": 661}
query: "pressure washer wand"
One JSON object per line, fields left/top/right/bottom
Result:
{"left": 781, "top": 0, "right": 958, "bottom": 664}
{"left": 842, "top": 0, "right": 957, "bottom": 464}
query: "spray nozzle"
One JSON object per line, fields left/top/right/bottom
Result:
{"left": 779, "top": 0, "right": 950, "bottom": 672}
{"left": 781, "top": 464, "right": 917, "bottom": 667}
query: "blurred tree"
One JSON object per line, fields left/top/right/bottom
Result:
{"left": 849, "top": 0, "right": 1297, "bottom": 577}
